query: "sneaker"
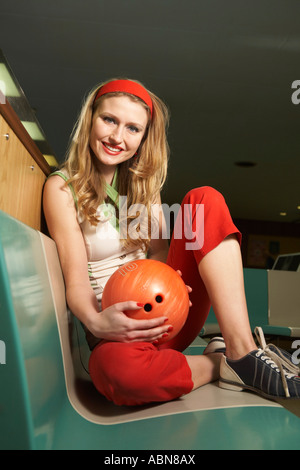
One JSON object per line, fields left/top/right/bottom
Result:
{"left": 205, "top": 327, "right": 299, "bottom": 374}
{"left": 203, "top": 337, "right": 226, "bottom": 355}
{"left": 254, "top": 326, "right": 299, "bottom": 375}
{"left": 219, "top": 348, "right": 300, "bottom": 400}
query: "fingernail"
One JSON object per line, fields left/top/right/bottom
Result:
{"left": 168, "top": 326, "right": 174, "bottom": 332}
{"left": 137, "top": 303, "right": 144, "bottom": 307}
{"left": 164, "top": 318, "right": 169, "bottom": 323}
{"left": 153, "top": 340, "right": 159, "bottom": 345}
{"left": 162, "top": 333, "right": 169, "bottom": 338}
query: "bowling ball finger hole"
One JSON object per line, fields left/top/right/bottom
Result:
{"left": 143, "top": 295, "right": 164, "bottom": 312}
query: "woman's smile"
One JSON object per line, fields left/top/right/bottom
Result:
{"left": 102, "top": 142, "right": 124, "bottom": 155}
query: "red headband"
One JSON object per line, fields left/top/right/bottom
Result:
{"left": 94, "top": 79, "right": 153, "bottom": 116}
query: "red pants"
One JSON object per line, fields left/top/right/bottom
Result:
{"left": 89, "top": 187, "right": 241, "bottom": 406}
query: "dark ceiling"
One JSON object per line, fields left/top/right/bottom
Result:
{"left": 1, "top": 0, "right": 300, "bottom": 223}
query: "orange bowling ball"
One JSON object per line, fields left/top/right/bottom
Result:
{"left": 101, "top": 259, "right": 190, "bottom": 344}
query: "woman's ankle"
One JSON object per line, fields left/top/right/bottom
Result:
{"left": 225, "top": 337, "right": 257, "bottom": 360}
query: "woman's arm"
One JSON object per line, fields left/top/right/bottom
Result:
{"left": 43, "top": 176, "right": 171, "bottom": 342}
{"left": 43, "top": 176, "right": 101, "bottom": 326}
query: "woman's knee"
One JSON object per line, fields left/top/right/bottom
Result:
{"left": 182, "top": 186, "right": 226, "bottom": 207}
{"left": 89, "top": 341, "right": 138, "bottom": 384}
{"left": 88, "top": 341, "right": 157, "bottom": 405}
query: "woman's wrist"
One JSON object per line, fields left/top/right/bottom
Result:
{"left": 85, "top": 310, "right": 104, "bottom": 338}
{"left": 66, "top": 287, "right": 102, "bottom": 334}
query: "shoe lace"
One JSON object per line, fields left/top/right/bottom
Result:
{"left": 254, "top": 327, "right": 299, "bottom": 398}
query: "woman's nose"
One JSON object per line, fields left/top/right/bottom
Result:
{"left": 109, "top": 125, "right": 123, "bottom": 143}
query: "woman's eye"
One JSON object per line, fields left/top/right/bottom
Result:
{"left": 128, "top": 125, "right": 139, "bottom": 133}
{"left": 103, "top": 116, "right": 115, "bottom": 124}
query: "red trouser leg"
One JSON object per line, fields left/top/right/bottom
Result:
{"left": 160, "top": 186, "right": 241, "bottom": 352}
{"left": 89, "top": 341, "right": 193, "bottom": 406}
{"left": 89, "top": 186, "right": 241, "bottom": 406}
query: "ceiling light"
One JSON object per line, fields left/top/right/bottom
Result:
{"left": 234, "top": 161, "right": 257, "bottom": 168}
{"left": 21, "top": 121, "right": 46, "bottom": 141}
{"left": 0, "top": 63, "right": 21, "bottom": 98}
{"left": 279, "top": 212, "right": 287, "bottom": 216}
{"left": 43, "top": 155, "right": 59, "bottom": 167}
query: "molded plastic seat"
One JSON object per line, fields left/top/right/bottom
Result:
{"left": 0, "top": 210, "right": 289, "bottom": 439}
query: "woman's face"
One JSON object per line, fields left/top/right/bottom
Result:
{"left": 90, "top": 95, "right": 149, "bottom": 178}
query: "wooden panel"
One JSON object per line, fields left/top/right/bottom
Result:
{"left": 0, "top": 114, "right": 47, "bottom": 230}
{"left": 0, "top": 98, "right": 50, "bottom": 175}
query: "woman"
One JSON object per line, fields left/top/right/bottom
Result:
{"left": 43, "top": 78, "right": 300, "bottom": 406}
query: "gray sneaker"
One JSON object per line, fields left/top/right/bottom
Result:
{"left": 219, "top": 347, "right": 300, "bottom": 400}
{"left": 204, "top": 328, "right": 299, "bottom": 375}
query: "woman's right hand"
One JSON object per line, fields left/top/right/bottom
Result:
{"left": 87, "top": 301, "right": 172, "bottom": 344}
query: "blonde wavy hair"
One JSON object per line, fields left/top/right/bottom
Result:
{"left": 62, "top": 78, "right": 170, "bottom": 252}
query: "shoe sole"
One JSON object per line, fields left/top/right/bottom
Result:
{"left": 218, "top": 378, "right": 290, "bottom": 401}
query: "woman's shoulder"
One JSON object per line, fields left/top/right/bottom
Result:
{"left": 45, "top": 168, "right": 79, "bottom": 211}
{"left": 47, "top": 167, "right": 69, "bottom": 182}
